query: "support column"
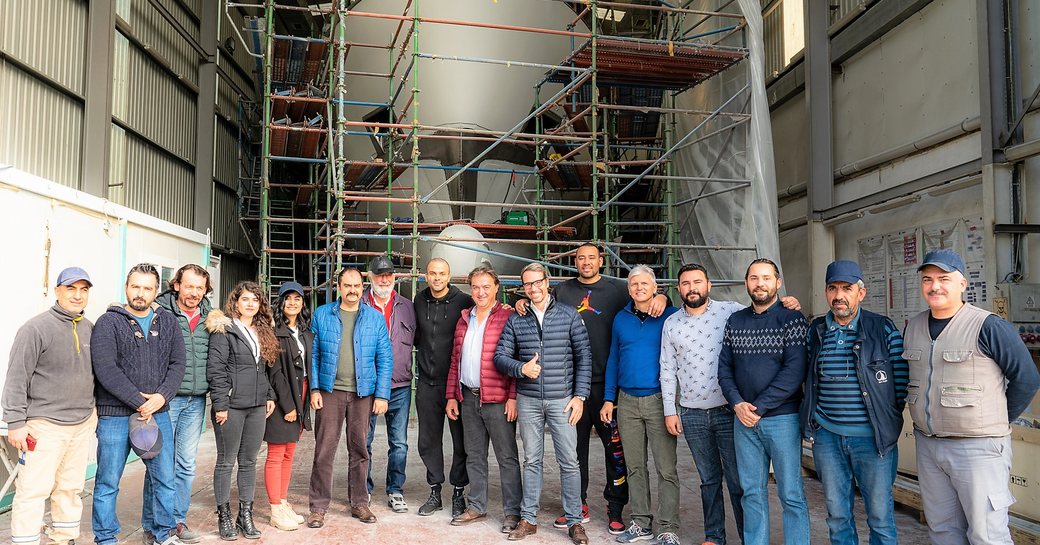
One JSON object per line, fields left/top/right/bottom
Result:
{"left": 80, "top": 0, "right": 116, "bottom": 197}
{"left": 804, "top": 0, "right": 835, "bottom": 314}
{"left": 977, "top": 0, "right": 1013, "bottom": 290}
{"left": 194, "top": 0, "right": 218, "bottom": 234}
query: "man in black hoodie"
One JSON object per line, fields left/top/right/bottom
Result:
{"left": 413, "top": 258, "right": 473, "bottom": 517}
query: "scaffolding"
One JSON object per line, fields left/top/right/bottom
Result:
{"left": 230, "top": 0, "right": 763, "bottom": 299}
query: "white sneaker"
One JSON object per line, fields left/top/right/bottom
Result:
{"left": 387, "top": 493, "right": 408, "bottom": 513}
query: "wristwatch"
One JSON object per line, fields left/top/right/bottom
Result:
{"left": 575, "top": 395, "right": 587, "bottom": 402}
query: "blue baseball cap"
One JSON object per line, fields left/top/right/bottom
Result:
{"left": 56, "top": 267, "right": 93, "bottom": 287}
{"left": 918, "top": 249, "right": 966, "bottom": 276}
{"left": 128, "top": 417, "right": 163, "bottom": 460}
{"left": 277, "top": 281, "right": 306, "bottom": 298}
{"left": 825, "top": 260, "right": 863, "bottom": 285}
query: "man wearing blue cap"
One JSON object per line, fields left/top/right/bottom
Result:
{"left": 904, "top": 249, "right": 1040, "bottom": 545}
{"left": 3, "top": 267, "right": 97, "bottom": 545}
{"left": 800, "top": 260, "right": 908, "bottom": 545}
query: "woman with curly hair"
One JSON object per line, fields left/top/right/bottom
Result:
{"left": 206, "top": 281, "right": 278, "bottom": 540}
{"left": 264, "top": 282, "right": 313, "bottom": 530}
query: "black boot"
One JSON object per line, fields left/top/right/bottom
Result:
{"left": 418, "top": 484, "right": 442, "bottom": 516}
{"left": 217, "top": 503, "right": 239, "bottom": 541}
{"left": 451, "top": 486, "right": 467, "bottom": 518}
{"left": 237, "top": 501, "right": 262, "bottom": 539}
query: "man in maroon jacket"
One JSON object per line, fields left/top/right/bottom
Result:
{"left": 445, "top": 265, "right": 522, "bottom": 534}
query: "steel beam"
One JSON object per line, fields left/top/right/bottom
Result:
{"left": 977, "top": 0, "right": 1010, "bottom": 164}
{"left": 805, "top": 0, "right": 833, "bottom": 214}
{"left": 194, "top": 0, "right": 218, "bottom": 234}
{"left": 81, "top": 0, "right": 116, "bottom": 197}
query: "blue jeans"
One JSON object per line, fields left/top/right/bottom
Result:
{"left": 366, "top": 386, "right": 411, "bottom": 495}
{"left": 733, "top": 412, "right": 809, "bottom": 545}
{"left": 92, "top": 412, "right": 177, "bottom": 545}
{"left": 142, "top": 395, "right": 206, "bottom": 528}
{"left": 680, "top": 405, "right": 744, "bottom": 545}
{"left": 813, "top": 427, "right": 898, "bottom": 545}
{"left": 516, "top": 394, "right": 582, "bottom": 526}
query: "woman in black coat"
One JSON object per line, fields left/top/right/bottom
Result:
{"left": 207, "top": 281, "right": 278, "bottom": 541}
{"left": 263, "top": 282, "right": 313, "bottom": 531}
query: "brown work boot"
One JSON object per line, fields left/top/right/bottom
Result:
{"left": 568, "top": 523, "right": 589, "bottom": 545}
{"left": 450, "top": 508, "right": 488, "bottom": 526}
{"left": 306, "top": 511, "right": 325, "bottom": 528}
{"left": 351, "top": 505, "right": 378, "bottom": 524}
{"left": 508, "top": 520, "right": 537, "bottom": 541}
{"left": 501, "top": 514, "right": 522, "bottom": 533}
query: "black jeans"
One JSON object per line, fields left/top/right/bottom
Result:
{"left": 575, "top": 381, "right": 628, "bottom": 507}
{"left": 460, "top": 388, "right": 521, "bottom": 515}
{"left": 212, "top": 405, "right": 267, "bottom": 505}
{"left": 416, "top": 381, "right": 468, "bottom": 488}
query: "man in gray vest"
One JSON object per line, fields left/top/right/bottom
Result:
{"left": 905, "top": 249, "right": 1039, "bottom": 545}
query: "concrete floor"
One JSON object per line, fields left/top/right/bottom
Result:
{"left": 0, "top": 414, "right": 930, "bottom": 544}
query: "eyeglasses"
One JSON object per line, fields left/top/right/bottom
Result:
{"left": 521, "top": 277, "right": 547, "bottom": 289}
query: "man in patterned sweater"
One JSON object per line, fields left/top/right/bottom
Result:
{"left": 717, "top": 258, "right": 809, "bottom": 545}
{"left": 661, "top": 263, "right": 801, "bottom": 545}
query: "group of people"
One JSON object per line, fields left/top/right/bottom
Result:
{"left": 3, "top": 243, "right": 1038, "bottom": 545}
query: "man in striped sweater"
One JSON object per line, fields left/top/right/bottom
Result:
{"left": 800, "top": 260, "right": 908, "bottom": 545}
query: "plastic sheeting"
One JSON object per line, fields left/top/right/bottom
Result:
{"left": 672, "top": 0, "right": 780, "bottom": 300}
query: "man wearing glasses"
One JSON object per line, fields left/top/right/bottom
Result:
{"left": 495, "top": 263, "right": 592, "bottom": 545}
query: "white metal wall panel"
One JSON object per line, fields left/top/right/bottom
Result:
{"left": 126, "top": 0, "right": 199, "bottom": 86}
{"left": 0, "top": 0, "right": 87, "bottom": 94}
{"left": 214, "top": 119, "right": 239, "bottom": 189}
{"left": 212, "top": 184, "right": 251, "bottom": 254}
{"left": 125, "top": 135, "right": 194, "bottom": 228}
{"left": 126, "top": 44, "right": 197, "bottom": 163}
{"left": 832, "top": 0, "right": 980, "bottom": 168}
{"left": 0, "top": 62, "right": 83, "bottom": 189}
{"left": 762, "top": 2, "right": 785, "bottom": 77}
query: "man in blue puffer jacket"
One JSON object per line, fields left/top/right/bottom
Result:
{"left": 306, "top": 268, "right": 393, "bottom": 528}
{"left": 495, "top": 263, "right": 592, "bottom": 545}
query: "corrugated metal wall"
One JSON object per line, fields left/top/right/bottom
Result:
{"left": 0, "top": 0, "right": 86, "bottom": 188}
{"left": 124, "top": 137, "right": 195, "bottom": 227}
{"left": 125, "top": 0, "right": 199, "bottom": 87}
{"left": 218, "top": 253, "right": 259, "bottom": 303}
{"left": 215, "top": 120, "right": 240, "bottom": 189}
{"left": 212, "top": 183, "right": 252, "bottom": 253}
{"left": 124, "top": 46, "right": 197, "bottom": 164}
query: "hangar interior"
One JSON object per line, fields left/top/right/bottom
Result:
{"left": 2, "top": 0, "right": 1040, "bottom": 536}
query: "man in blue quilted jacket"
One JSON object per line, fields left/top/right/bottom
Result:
{"left": 495, "top": 263, "right": 592, "bottom": 545}
{"left": 306, "top": 268, "right": 393, "bottom": 528}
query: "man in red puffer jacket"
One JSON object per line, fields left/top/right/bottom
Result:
{"left": 445, "top": 265, "right": 522, "bottom": 535}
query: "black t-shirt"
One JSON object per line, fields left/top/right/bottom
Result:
{"left": 553, "top": 276, "right": 631, "bottom": 383}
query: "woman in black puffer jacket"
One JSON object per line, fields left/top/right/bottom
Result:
{"left": 263, "top": 282, "right": 313, "bottom": 531}
{"left": 206, "top": 281, "right": 277, "bottom": 541}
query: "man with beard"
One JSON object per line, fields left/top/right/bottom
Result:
{"left": 414, "top": 257, "right": 473, "bottom": 517}
{"left": 660, "top": 263, "right": 746, "bottom": 545}
{"left": 717, "top": 258, "right": 808, "bottom": 545}
{"left": 904, "top": 250, "right": 1039, "bottom": 545}
{"left": 800, "top": 260, "right": 908, "bottom": 545}
{"left": 90, "top": 264, "right": 186, "bottom": 545}
{"left": 362, "top": 255, "right": 417, "bottom": 513}
{"left": 143, "top": 264, "right": 213, "bottom": 544}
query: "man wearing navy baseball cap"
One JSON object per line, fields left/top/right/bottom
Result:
{"left": 800, "top": 260, "right": 908, "bottom": 545}
{"left": 904, "top": 249, "right": 1039, "bottom": 545}
{"left": 3, "top": 267, "right": 98, "bottom": 545}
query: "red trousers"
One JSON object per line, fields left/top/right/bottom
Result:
{"left": 264, "top": 442, "right": 297, "bottom": 504}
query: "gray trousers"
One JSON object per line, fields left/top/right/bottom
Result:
{"left": 915, "top": 430, "right": 1015, "bottom": 545}
{"left": 460, "top": 388, "right": 522, "bottom": 516}
{"left": 212, "top": 405, "right": 267, "bottom": 505}
{"left": 617, "top": 391, "right": 679, "bottom": 534}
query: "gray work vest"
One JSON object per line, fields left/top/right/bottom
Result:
{"left": 903, "top": 303, "right": 1010, "bottom": 438}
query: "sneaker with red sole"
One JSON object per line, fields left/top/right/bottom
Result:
{"left": 553, "top": 504, "right": 591, "bottom": 529}
{"left": 607, "top": 503, "right": 625, "bottom": 535}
